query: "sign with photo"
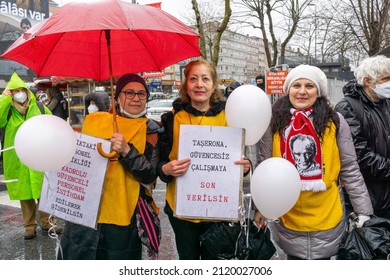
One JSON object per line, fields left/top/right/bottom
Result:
{"left": 39, "top": 132, "right": 110, "bottom": 229}
{"left": 175, "top": 125, "right": 244, "bottom": 221}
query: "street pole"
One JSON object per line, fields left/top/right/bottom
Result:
{"left": 308, "top": 3, "right": 317, "bottom": 65}
{"left": 314, "top": 5, "right": 317, "bottom": 64}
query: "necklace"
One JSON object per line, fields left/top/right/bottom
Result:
{"left": 187, "top": 109, "right": 209, "bottom": 125}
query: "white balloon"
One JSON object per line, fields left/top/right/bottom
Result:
{"left": 250, "top": 158, "right": 301, "bottom": 220}
{"left": 14, "top": 115, "right": 77, "bottom": 172}
{"left": 225, "top": 84, "right": 272, "bottom": 146}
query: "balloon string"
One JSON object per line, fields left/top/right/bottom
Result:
{"left": 0, "top": 146, "right": 15, "bottom": 152}
{"left": 0, "top": 147, "right": 18, "bottom": 182}
{"left": 0, "top": 179, "right": 18, "bottom": 183}
{"left": 42, "top": 173, "right": 64, "bottom": 259}
{"left": 47, "top": 213, "right": 63, "bottom": 260}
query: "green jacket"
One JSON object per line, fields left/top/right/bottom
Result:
{"left": 0, "top": 73, "right": 52, "bottom": 200}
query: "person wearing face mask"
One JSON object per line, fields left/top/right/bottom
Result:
{"left": 59, "top": 73, "right": 163, "bottom": 260}
{"left": 0, "top": 72, "right": 63, "bottom": 240}
{"left": 84, "top": 91, "right": 110, "bottom": 114}
{"left": 45, "top": 87, "right": 68, "bottom": 121}
{"left": 335, "top": 55, "right": 390, "bottom": 219}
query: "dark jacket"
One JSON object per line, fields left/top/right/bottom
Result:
{"left": 58, "top": 118, "right": 163, "bottom": 259}
{"left": 335, "top": 80, "right": 390, "bottom": 218}
{"left": 46, "top": 91, "right": 68, "bottom": 120}
{"left": 224, "top": 81, "right": 241, "bottom": 99}
{"left": 85, "top": 91, "right": 110, "bottom": 113}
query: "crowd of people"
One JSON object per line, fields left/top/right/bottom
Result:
{"left": 0, "top": 55, "right": 389, "bottom": 260}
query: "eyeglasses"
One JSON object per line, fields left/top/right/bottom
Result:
{"left": 120, "top": 89, "right": 148, "bottom": 100}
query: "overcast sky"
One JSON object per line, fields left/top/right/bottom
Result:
{"left": 53, "top": 0, "right": 190, "bottom": 23}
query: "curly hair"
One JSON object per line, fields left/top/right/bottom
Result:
{"left": 179, "top": 59, "right": 224, "bottom": 104}
{"left": 270, "top": 95, "right": 340, "bottom": 141}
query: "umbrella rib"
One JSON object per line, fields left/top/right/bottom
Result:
{"left": 175, "top": 32, "right": 202, "bottom": 57}
{"left": 35, "top": 33, "right": 67, "bottom": 77}
{"left": 132, "top": 32, "right": 162, "bottom": 71}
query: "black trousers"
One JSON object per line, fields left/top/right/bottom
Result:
{"left": 164, "top": 203, "right": 213, "bottom": 260}
{"left": 96, "top": 221, "right": 142, "bottom": 260}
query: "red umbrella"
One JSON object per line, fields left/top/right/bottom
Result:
{"left": 2, "top": 1, "right": 200, "bottom": 81}
{"left": 2, "top": 0, "right": 200, "bottom": 157}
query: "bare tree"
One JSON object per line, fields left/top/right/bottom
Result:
{"left": 191, "top": 0, "right": 232, "bottom": 66}
{"left": 331, "top": 0, "right": 390, "bottom": 56}
{"left": 236, "top": 0, "right": 313, "bottom": 67}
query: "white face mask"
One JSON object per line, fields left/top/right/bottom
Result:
{"left": 373, "top": 81, "right": 390, "bottom": 99}
{"left": 119, "top": 103, "right": 146, "bottom": 119}
{"left": 13, "top": 91, "right": 27, "bottom": 104}
{"left": 88, "top": 104, "right": 99, "bottom": 113}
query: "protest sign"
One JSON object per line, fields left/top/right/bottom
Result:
{"left": 39, "top": 132, "right": 110, "bottom": 229}
{"left": 175, "top": 125, "right": 244, "bottom": 221}
{"left": 265, "top": 70, "right": 287, "bottom": 94}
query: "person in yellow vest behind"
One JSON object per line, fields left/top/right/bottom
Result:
{"left": 59, "top": 73, "right": 162, "bottom": 260}
{"left": 254, "top": 65, "right": 373, "bottom": 260}
{"left": 158, "top": 59, "right": 251, "bottom": 260}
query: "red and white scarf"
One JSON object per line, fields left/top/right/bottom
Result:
{"left": 280, "top": 107, "right": 326, "bottom": 192}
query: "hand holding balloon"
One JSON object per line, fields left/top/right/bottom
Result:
{"left": 250, "top": 158, "right": 301, "bottom": 220}
{"left": 14, "top": 115, "right": 77, "bottom": 172}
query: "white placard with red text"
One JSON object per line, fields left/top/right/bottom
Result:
{"left": 175, "top": 125, "right": 244, "bottom": 221}
{"left": 39, "top": 132, "right": 110, "bottom": 229}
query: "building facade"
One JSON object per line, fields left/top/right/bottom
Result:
{"left": 217, "top": 29, "right": 266, "bottom": 85}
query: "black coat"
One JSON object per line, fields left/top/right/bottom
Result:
{"left": 335, "top": 80, "right": 390, "bottom": 218}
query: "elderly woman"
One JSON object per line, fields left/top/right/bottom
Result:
{"left": 254, "top": 65, "right": 373, "bottom": 260}
{"left": 158, "top": 59, "right": 251, "bottom": 260}
{"left": 59, "top": 73, "right": 162, "bottom": 260}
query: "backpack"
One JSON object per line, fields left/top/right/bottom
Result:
{"left": 344, "top": 96, "right": 364, "bottom": 122}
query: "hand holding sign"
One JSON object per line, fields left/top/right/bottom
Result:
{"left": 14, "top": 115, "right": 76, "bottom": 171}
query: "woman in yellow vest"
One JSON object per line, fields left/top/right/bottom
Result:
{"left": 158, "top": 59, "right": 251, "bottom": 259}
{"left": 59, "top": 74, "right": 162, "bottom": 260}
{"left": 254, "top": 65, "right": 373, "bottom": 259}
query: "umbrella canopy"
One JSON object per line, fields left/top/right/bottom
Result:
{"left": 1, "top": 0, "right": 201, "bottom": 81}
{"left": 1, "top": 0, "right": 201, "bottom": 158}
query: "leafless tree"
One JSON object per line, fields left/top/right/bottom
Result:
{"left": 191, "top": 0, "right": 232, "bottom": 66}
{"left": 330, "top": 0, "right": 390, "bottom": 56}
{"left": 235, "top": 0, "right": 313, "bottom": 67}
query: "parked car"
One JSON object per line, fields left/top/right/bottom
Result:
{"left": 146, "top": 99, "right": 174, "bottom": 122}
{"left": 146, "top": 99, "right": 163, "bottom": 109}
{"left": 149, "top": 92, "right": 167, "bottom": 100}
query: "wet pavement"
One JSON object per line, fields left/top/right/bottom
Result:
{"left": 0, "top": 180, "right": 179, "bottom": 260}
{"left": 0, "top": 145, "right": 286, "bottom": 260}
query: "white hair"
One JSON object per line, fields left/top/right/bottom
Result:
{"left": 354, "top": 55, "right": 390, "bottom": 86}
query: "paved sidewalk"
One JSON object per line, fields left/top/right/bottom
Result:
{"left": 0, "top": 145, "right": 285, "bottom": 260}
{"left": 0, "top": 179, "right": 178, "bottom": 260}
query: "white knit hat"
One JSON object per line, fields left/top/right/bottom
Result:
{"left": 283, "top": 65, "right": 328, "bottom": 96}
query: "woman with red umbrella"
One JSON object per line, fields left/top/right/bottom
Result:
{"left": 58, "top": 74, "right": 162, "bottom": 260}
